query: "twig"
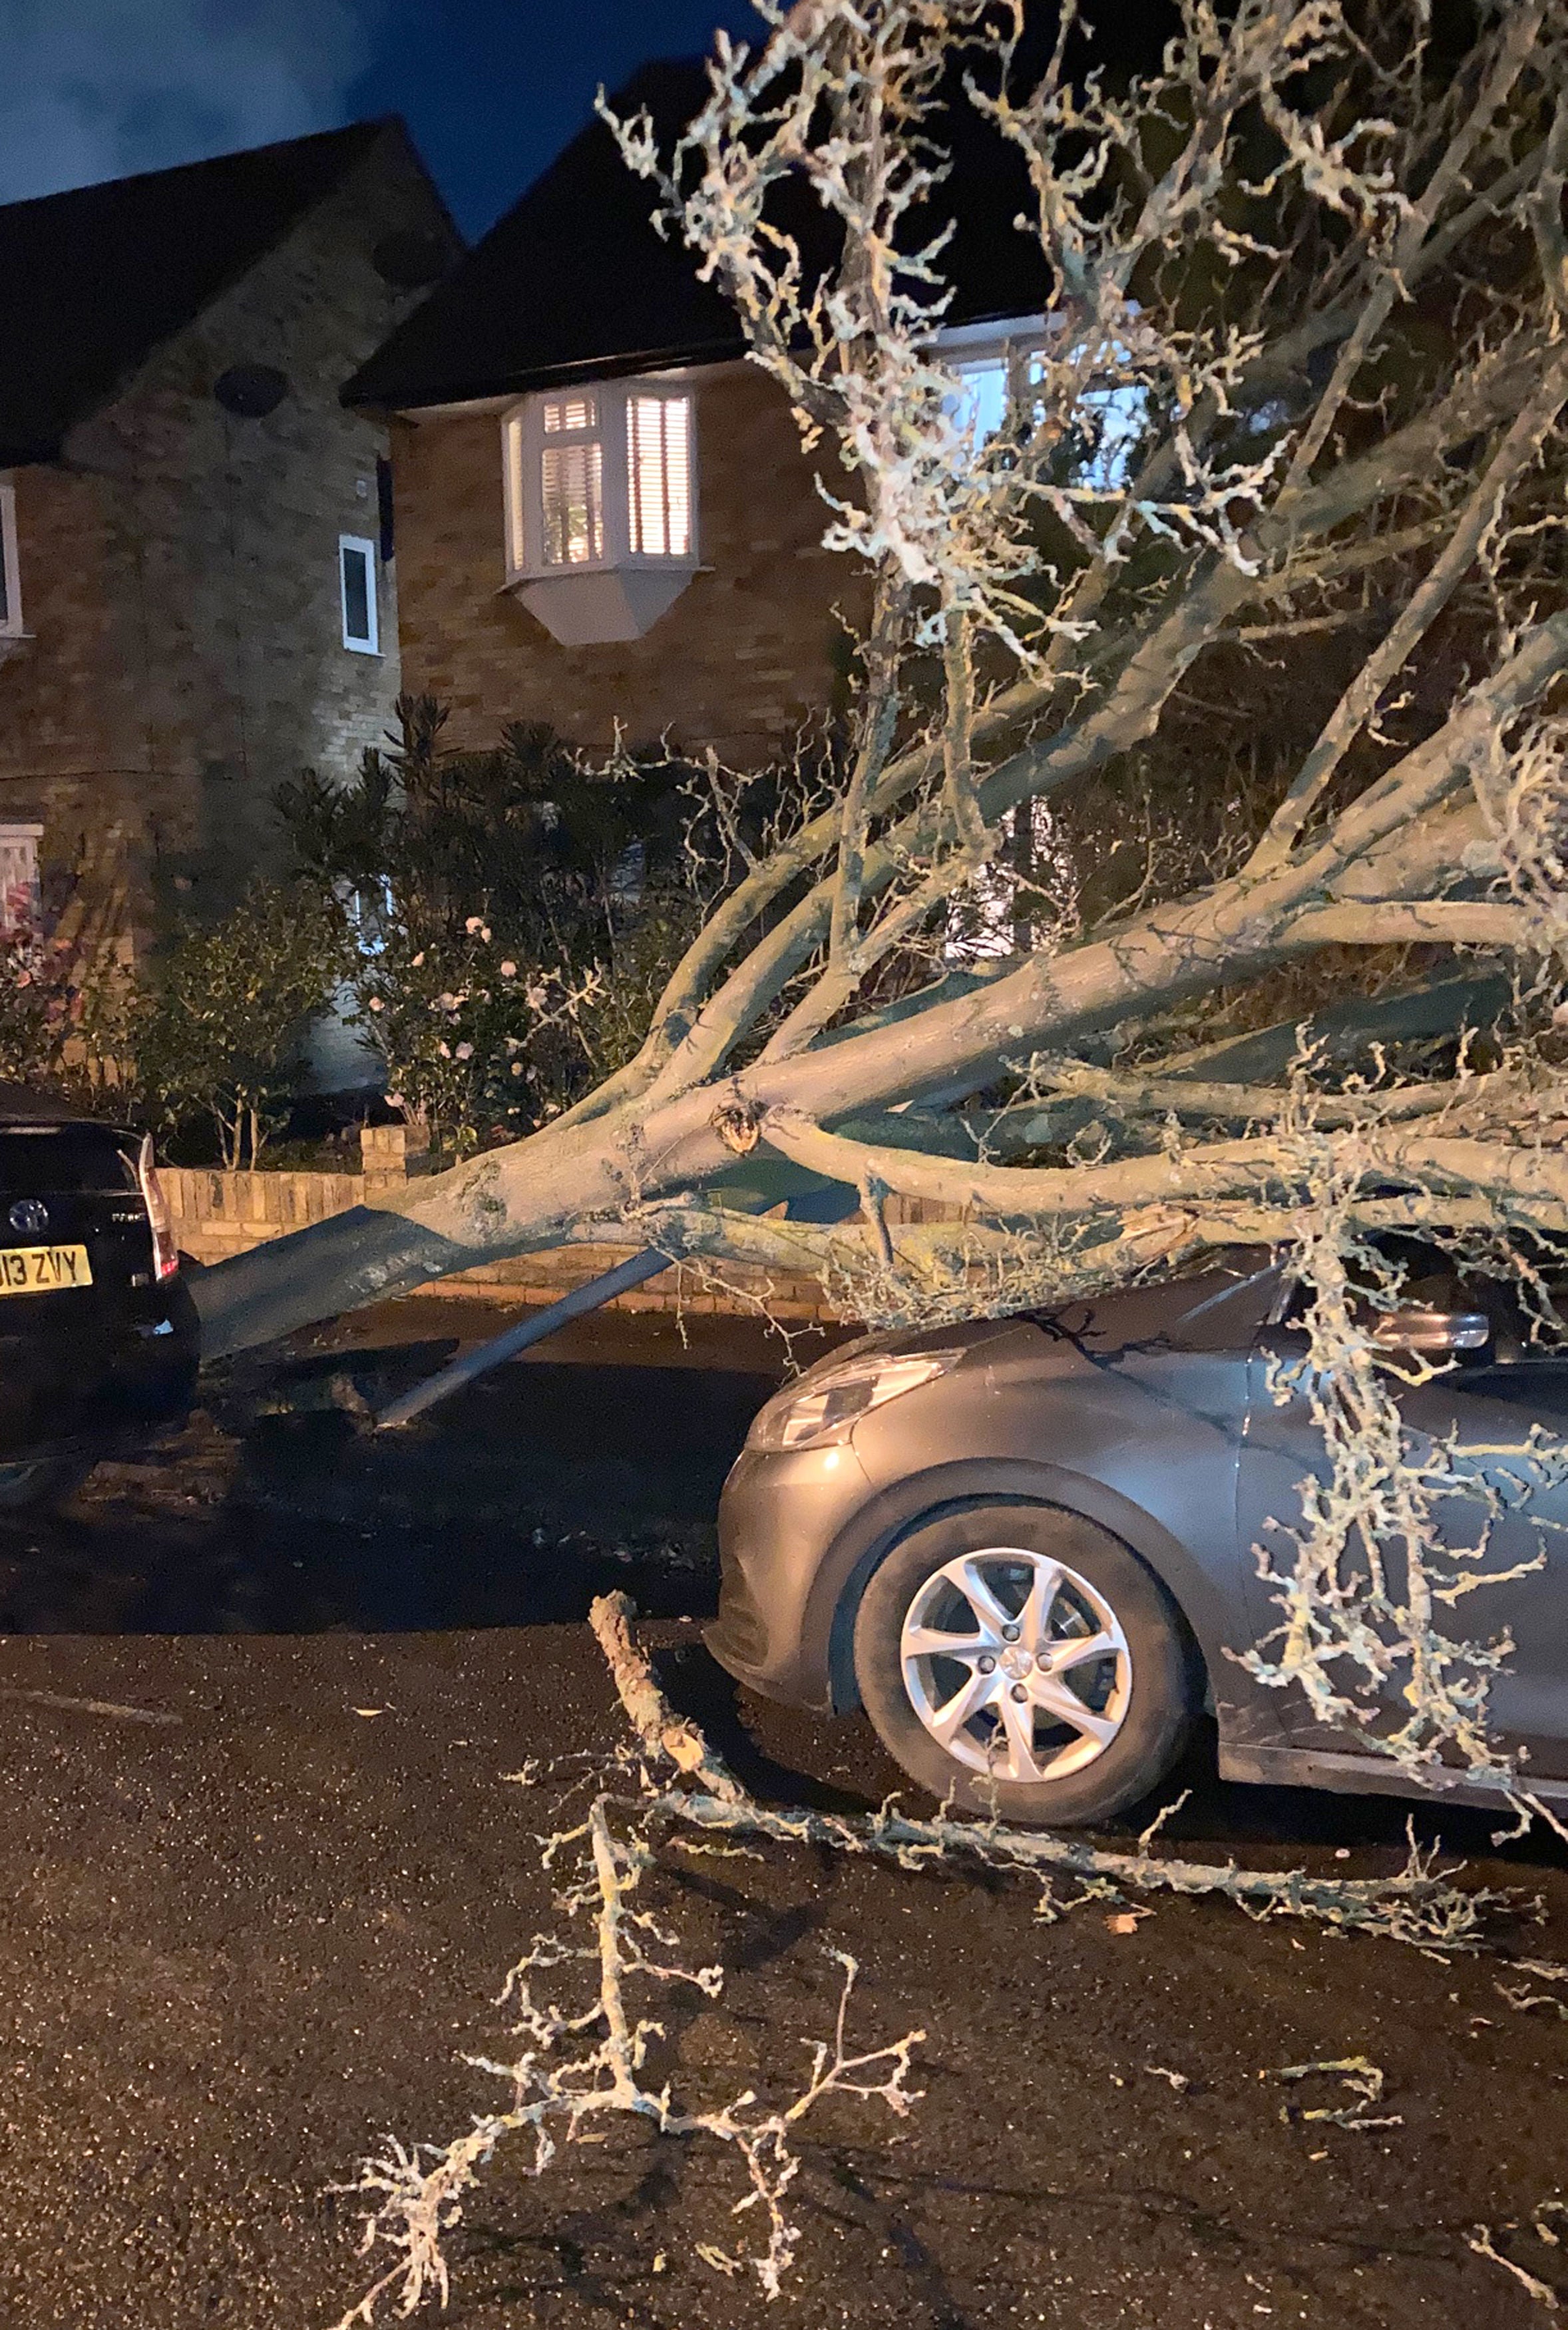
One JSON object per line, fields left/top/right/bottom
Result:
{"left": 1470, "top": 2223, "right": 1563, "bottom": 2310}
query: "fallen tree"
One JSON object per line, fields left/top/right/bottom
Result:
{"left": 195, "top": 1, "right": 1568, "bottom": 1779}
{"left": 196, "top": 0, "right": 1568, "bottom": 1359}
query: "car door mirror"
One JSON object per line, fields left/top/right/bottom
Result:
{"left": 1368, "top": 1305, "right": 1491, "bottom": 1355}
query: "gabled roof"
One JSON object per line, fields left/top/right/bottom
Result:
{"left": 343, "top": 54, "right": 1057, "bottom": 415}
{"left": 0, "top": 120, "right": 416, "bottom": 467}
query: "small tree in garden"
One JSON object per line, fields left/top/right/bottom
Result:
{"left": 277, "top": 699, "right": 715, "bottom": 1149}
{"left": 128, "top": 881, "right": 345, "bottom": 1169}
{"left": 203, "top": 0, "right": 1568, "bottom": 1776}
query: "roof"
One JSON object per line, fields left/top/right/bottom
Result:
{"left": 343, "top": 53, "right": 1059, "bottom": 413}
{"left": 0, "top": 120, "right": 409, "bottom": 467}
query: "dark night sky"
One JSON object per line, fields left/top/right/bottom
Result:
{"left": 348, "top": 2, "right": 761, "bottom": 238}
{"left": 0, "top": 1, "right": 763, "bottom": 240}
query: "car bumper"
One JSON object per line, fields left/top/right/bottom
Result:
{"left": 706, "top": 1439, "right": 875, "bottom": 1710}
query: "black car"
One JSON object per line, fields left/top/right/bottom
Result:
{"left": 0, "top": 1088, "right": 199, "bottom": 1508}
{"left": 708, "top": 1249, "right": 1568, "bottom": 1826}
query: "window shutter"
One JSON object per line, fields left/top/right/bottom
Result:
{"left": 504, "top": 415, "right": 527, "bottom": 574}
{"left": 627, "top": 394, "right": 691, "bottom": 558}
{"left": 376, "top": 457, "right": 395, "bottom": 565}
{"left": 0, "top": 479, "right": 19, "bottom": 635}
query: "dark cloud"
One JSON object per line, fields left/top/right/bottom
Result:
{"left": 0, "top": 0, "right": 381, "bottom": 201}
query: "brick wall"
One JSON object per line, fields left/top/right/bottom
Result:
{"left": 393, "top": 361, "right": 869, "bottom": 766}
{"left": 0, "top": 126, "right": 458, "bottom": 950}
{"left": 163, "top": 1161, "right": 844, "bottom": 1321}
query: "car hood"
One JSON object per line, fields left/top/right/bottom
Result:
{"left": 795, "top": 1251, "right": 1280, "bottom": 1389}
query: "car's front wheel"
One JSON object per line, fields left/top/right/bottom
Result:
{"left": 853, "top": 1504, "right": 1199, "bottom": 1828}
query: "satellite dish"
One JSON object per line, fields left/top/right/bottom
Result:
{"left": 214, "top": 363, "right": 289, "bottom": 419}
{"left": 373, "top": 230, "right": 447, "bottom": 290}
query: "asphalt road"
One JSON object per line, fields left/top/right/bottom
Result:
{"left": 0, "top": 1301, "right": 1564, "bottom": 2329}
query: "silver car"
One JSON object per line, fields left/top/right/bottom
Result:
{"left": 707, "top": 1250, "right": 1568, "bottom": 1825}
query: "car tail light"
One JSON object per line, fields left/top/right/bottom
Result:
{"left": 138, "top": 1133, "right": 180, "bottom": 1282}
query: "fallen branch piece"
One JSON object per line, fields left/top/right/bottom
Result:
{"left": 1469, "top": 2223, "right": 1563, "bottom": 2310}
{"left": 1262, "top": 2055, "right": 1402, "bottom": 2130}
{"left": 586, "top": 1597, "right": 1505, "bottom": 1949}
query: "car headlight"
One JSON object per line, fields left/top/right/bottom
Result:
{"left": 748, "top": 1349, "right": 964, "bottom": 1453}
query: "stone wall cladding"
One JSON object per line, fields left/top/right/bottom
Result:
{"left": 393, "top": 361, "right": 867, "bottom": 766}
{"left": 162, "top": 1162, "right": 843, "bottom": 1320}
{"left": 0, "top": 128, "right": 458, "bottom": 944}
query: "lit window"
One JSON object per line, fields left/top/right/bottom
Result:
{"left": 500, "top": 379, "right": 700, "bottom": 644}
{"left": 946, "top": 357, "right": 1010, "bottom": 447}
{"left": 544, "top": 393, "right": 597, "bottom": 434}
{"left": 1073, "top": 379, "right": 1148, "bottom": 491}
{"left": 541, "top": 442, "right": 604, "bottom": 566}
{"left": 0, "top": 822, "right": 41, "bottom": 935}
{"left": 502, "top": 381, "right": 698, "bottom": 581}
{"left": 0, "top": 479, "right": 22, "bottom": 640}
{"left": 627, "top": 394, "right": 691, "bottom": 558}
{"left": 339, "top": 535, "right": 379, "bottom": 654}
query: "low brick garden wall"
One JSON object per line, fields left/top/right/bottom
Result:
{"left": 162, "top": 1142, "right": 843, "bottom": 1322}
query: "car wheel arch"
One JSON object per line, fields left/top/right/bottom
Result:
{"left": 817, "top": 1459, "right": 1223, "bottom": 1716}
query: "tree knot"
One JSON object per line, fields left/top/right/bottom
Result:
{"left": 711, "top": 1098, "right": 763, "bottom": 1155}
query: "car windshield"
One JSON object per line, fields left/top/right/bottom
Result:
{"left": 0, "top": 1126, "right": 140, "bottom": 1198}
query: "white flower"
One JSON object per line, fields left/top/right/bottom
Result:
{"left": 455, "top": 1041, "right": 473, "bottom": 1060}
{"left": 480, "top": 926, "right": 492, "bottom": 943}
{"left": 510, "top": 1060, "right": 523, "bottom": 1075}
{"left": 465, "top": 915, "right": 483, "bottom": 934}
{"left": 437, "top": 1041, "right": 451, "bottom": 1058}
{"left": 437, "top": 993, "right": 456, "bottom": 1010}
{"left": 411, "top": 951, "right": 425, "bottom": 968}
{"left": 500, "top": 961, "right": 517, "bottom": 978}
{"left": 367, "top": 995, "right": 384, "bottom": 1013}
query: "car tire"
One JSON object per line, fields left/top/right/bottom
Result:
{"left": 0, "top": 1457, "right": 95, "bottom": 1513}
{"left": 853, "top": 1503, "right": 1199, "bottom": 1829}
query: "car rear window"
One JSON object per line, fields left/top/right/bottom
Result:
{"left": 0, "top": 1127, "right": 140, "bottom": 1196}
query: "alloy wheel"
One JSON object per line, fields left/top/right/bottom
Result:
{"left": 899, "top": 1544, "right": 1133, "bottom": 1785}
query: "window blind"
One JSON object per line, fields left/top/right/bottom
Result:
{"left": 627, "top": 395, "right": 691, "bottom": 559}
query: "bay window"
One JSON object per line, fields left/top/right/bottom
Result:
{"left": 502, "top": 379, "right": 697, "bottom": 644}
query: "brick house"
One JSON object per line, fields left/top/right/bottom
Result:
{"left": 343, "top": 57, "right": 1048, "bottom": 770}
{"left": 0, "top": 120, "right": 459, "bottom": 961}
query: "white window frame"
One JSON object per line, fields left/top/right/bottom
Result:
{"left": 0, "top": 479, "right": 23, "bottom": 642}
{"left": 339, "top": 533, "right": 379, "bottom": 656}
{"left": 502, "top": 379, "right": 698, "bottom": 584}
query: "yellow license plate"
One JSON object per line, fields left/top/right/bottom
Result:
{"left": 0, "top": 1244, "right": 93, "bottom": 1294}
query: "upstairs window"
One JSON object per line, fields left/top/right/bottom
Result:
{"left": 539, "top": 393, "right": 604, "bottom": 567}
{"left": 501, "top": 379, "right": 699, "bottom": 646}
{"left": 946, "top": 354, "right": 1012, "bottom": 447}
{"left": 339, "top": 535, "right": 379, "bottom": 654}
{"left": 937, "top": 321, "right": 1147, "bottom": 491}
{"left": 626, "top": 393, "right": 691, "bottom": 558}
{"left": 503, "top": 382, "right": 696, "bottom": 582}
{"left": 0, "top": 479, "right": 22, "bottom": 642}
